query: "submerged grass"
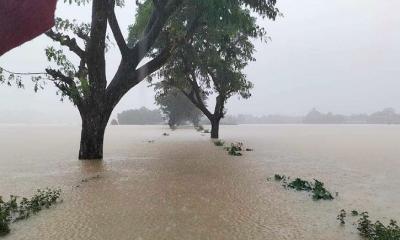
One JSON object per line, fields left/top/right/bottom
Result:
{"left": 271, "top": 174, "right": 334, "bottom": 201}
{"left": 0, "top": 188, "right": 62, "bottom": 236}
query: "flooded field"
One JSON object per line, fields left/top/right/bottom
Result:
{"left": 1, "top": 124, "right": 400, "bottom": 240}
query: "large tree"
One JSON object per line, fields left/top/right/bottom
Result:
{"left": 1, "top": 0, "right": 279, "bottom": 158}
{"left": 146, "top": 1, "right": 279, "bottom": 138}
{"left": 2, "top": 0, "right": 194, "bottom": 159}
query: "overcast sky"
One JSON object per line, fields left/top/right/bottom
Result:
{"left": 0, "top": 0, "right": 399, "bottom": 124}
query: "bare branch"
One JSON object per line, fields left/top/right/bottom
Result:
{"left": 107, "top": 0, "right": 129, "bottom": 56}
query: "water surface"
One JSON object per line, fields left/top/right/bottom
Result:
{"left": 1, "top": 124, "right": 399, "bottom": 239}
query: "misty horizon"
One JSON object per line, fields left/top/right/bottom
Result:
{"left": 1, "top": 0, "right": 400, "bottom": 124}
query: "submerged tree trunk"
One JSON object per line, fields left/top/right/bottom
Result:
{"left": 78, "top": 110, "right": 110, "bottom": 160}
{"left": 210, "top": 118, "right": 221, "bottom": 139}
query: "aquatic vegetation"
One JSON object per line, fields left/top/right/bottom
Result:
{"left": 162, "top": 133, "right": 169, "bottom": 136}
{"left": 213, "top": 140, "right": 225, "bottom": 146}
{"left": 273, "top": 175, "right": 334, "bottom": 201}
{"left": 225, "top": 142, "right": 243, "bottom": 156}
{"left": 311, "top": 180, "right": 334, "bottom": 200}
{"left": 274, "top": 174, "right": 286, "bottom": 181}
{"left": 288, "top": 178, "right": 313, "bottom": 191}
{"left": 337, "top": 209, "right": 347, "bottom": 224}
{"left": 351, "top": 210, "right": 359, "bottom": 216}
{"left": 0, "top": 188, "right": 62, "bottom": 236}
{"left": 203, "top": 129, "right": 210, "bottom": 134}
{"left": 336, "top": 210, "right": 400, "bottom": 239}
{"left": 245, "top": 148, "right": 254, "bottom": 151}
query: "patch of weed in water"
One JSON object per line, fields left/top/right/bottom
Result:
{"left": 312, "top": 179, "right": 334, "bottom": 200}
{"left": 225, "top": 142, "right": 243, "bottom": 156}
{"left": 337, "top": 210, "right": 400, "bottom": 239}
{"left": 337, "top": 209, "right": 347, "bottom": 224}
{"left": 0, "top": 188, "right": 62, "bottom": 236}
{"left": 272, "top": 174, "right": 334, "bottom": 201}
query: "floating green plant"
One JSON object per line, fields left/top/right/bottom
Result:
{"left": 351, "top": 210, "right": 359, "bottom": 216}
{"left": 0, "top": 188, "right": 62, "bottom": 236}
{"left": 288, "top": 178, "right": 313, "bottom": 191}
{"left": 337, "top": 209, "right": 347, "bottom": 224}
{"left": 274, "top": 174, "right": 286, "bottom": 181}
{"left": 225, "top": 142, "right": 243, "bottom": 156}
{"left": 272, "top": 175, "right": 334, "bottom": 201}
{"left": 213, "top": 140, "right": 225, "bottom": 146}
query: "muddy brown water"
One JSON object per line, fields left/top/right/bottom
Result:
{"left": 1, "top": 124, "right": 400, "bottom": 240}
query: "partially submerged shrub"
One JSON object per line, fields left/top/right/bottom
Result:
{"left": 274, "top": 174, "right": 286, "bottom": 181}
{"left": 162, "top": 132, "right": 169, "bottom": 136}
{"left": 225, "top": 142, "right": 243, "bottom": 156}
{"left": 337, "top": 209, "right": 347, "bottom": 224}
{"left": 351, "top": 210, "right": 359, "bottom": 216}
{"left": 312, "top": 180, "right": 334, "bottom": 200}
{"left": 0, "top": 188, "right": 62, "bottom": 236}
{"left": 337, "top": 210, "right": 400, "bottom": 239}
{"left": 288, "top": 178, "right": 313, "bottom": 191}
{"left": 213, "top": 140, "right": 225, "bottom": 146}
{"left": 272, "top": 175, "right": 334, "bottom": 201}
{"left": 203, "top": 129, "right": 210, "bottom": 134}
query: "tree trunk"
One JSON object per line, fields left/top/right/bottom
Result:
{"left": 78, "top": 111, "right": 109, "bottom": 160}
{"left": 211, "top": 118, "right": 220, "bottom": 139}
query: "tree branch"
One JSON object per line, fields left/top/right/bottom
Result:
{"left": 45, "top": 30, "right": 86, "bottom": 59}
{"left": 107, "top": 0, "right": 129, "bottom": 56}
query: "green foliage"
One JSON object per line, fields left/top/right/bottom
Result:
{"left": 130, "top": 0, "right": 279, "bottom": 125}
{"left": 353, "top": 212, "right": 400, "bottom": 240}
{"left": 352, "top": 210, "right": 359, "bottom": 216}
{"left": 274, "top": 174, "right": 286, "bottom": 181}
{"left": 0, "top": 67, "right": 24, "bottom": 89}
{"left": 288, "top": 178, "right": 313, "bottom": 191}
{"left": 225, "top": 142, "right": 243, "bottom": 156}
{"left": 0, "top": 189, "right": 62, "bottom": 236}
{"left": 273, "top": 175, "right": 334, "bottom": 201}
{"left": 337, "top": 209, "right": 346, "bottom": 224}
{"left": 312, "top": 179, "right": 334, "bottom": 200}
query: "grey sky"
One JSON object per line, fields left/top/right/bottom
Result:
{"left": 0, "top": 0, "right": 399, "bottom": 124}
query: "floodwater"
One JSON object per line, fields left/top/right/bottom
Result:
{"left": 1, "top": 124, "right": 400, "bottom": 240}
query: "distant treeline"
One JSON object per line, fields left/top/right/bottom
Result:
{"left": 115, "top": 107, "right": 163, "bottom": 125}
{"left": 111, "top": 107, "right": 400, "bottom": 125}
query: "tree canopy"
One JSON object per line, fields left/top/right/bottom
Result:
{"left": 130, "top": 0, "right": 279, "bottom": 138}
